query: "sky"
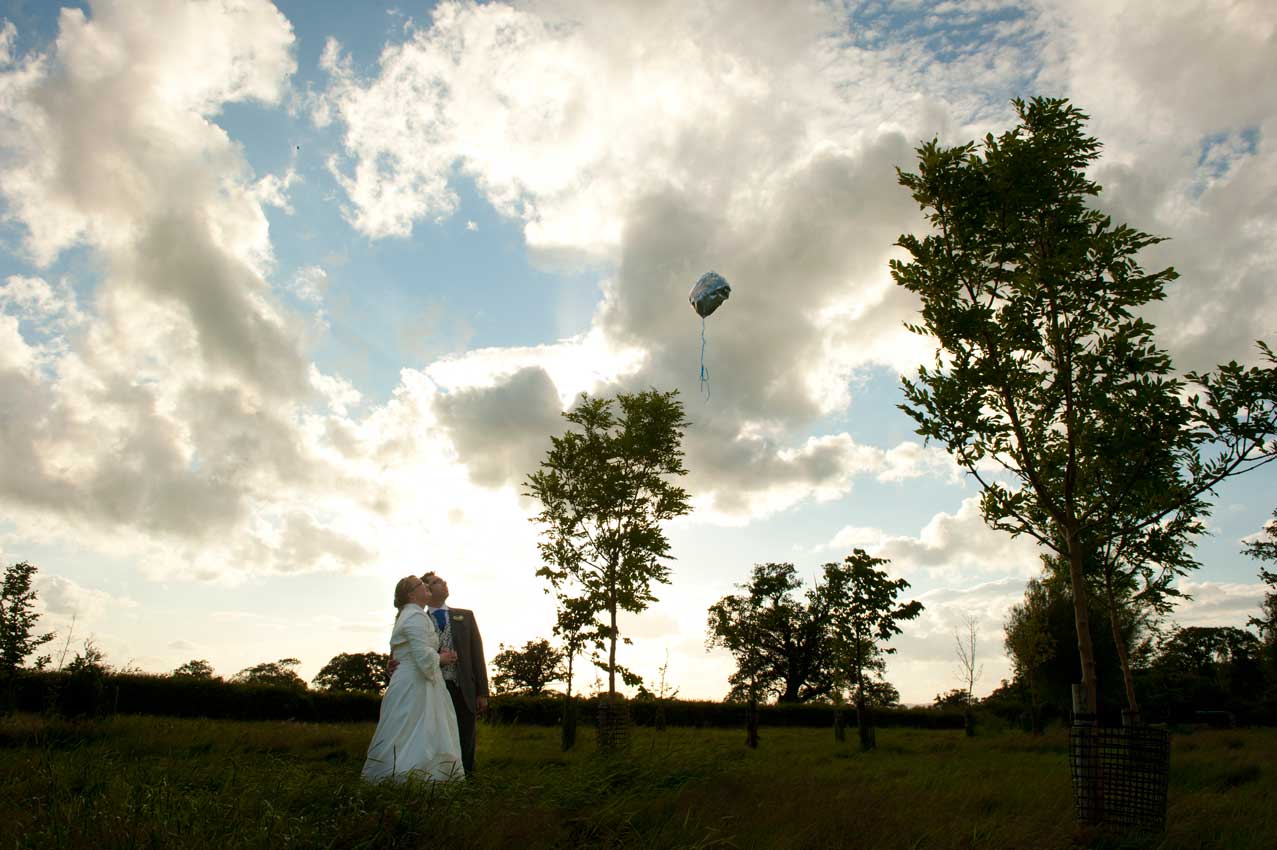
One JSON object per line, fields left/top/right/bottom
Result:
{"left": 1, "top": 0, "right": 1275, "bottom": 705}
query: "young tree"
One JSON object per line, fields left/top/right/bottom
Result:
{"left": 233, "top": 658, "right": 306, "bottom": 689}
{"left": 312, "top": 651, "right": 390, "bottom": 693}
{"left": 491, "top": 639, "right": 564, "bottom": 695}
{"left": 822, "top": 550, "right": 923, "bottom": 751}
{"left": 892, "top": 96, "right": 1277, "bottom": 719}
{"left": 706, "top": 562, "right": 835, "bottom": 706}
{"left": 954, "top": 613, "right": 983, "bottom": 735}
{"left": 65, "top": 638, "right": 109, "bottom": 674}
{"left": 171, "top": 659, "right": 219, "bottom": 680}
{"left": 1004, "top": 577, "right": 1056, "bottom": 733}
{"left": 553, "top": 595, "right": 601, "bottom": 751}
{"left": 525, "top": 389, "right": 692, "bottom": 706}
{"left": 1, "top": 561, "right": 55, "bottom": 678}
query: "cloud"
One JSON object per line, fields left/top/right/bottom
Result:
{"left": 4, "top": 0, "right": 1276, "bottom": 605}
{"left": 0, "top": 1, "right": 380, "bottom": 578}
{"left": 826, "top": 496, "right": 1042, "bottom": 579}
{"left": 433, "top": 366, "right": 563, "bottom": 488}
{"left": 36, "top": 574, "right": 138, "bottom": 623}
{"left": 1169, "top": 579, "right": 1267, "bottom": 628}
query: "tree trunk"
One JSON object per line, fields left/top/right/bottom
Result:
{"left": 856, "top": 693, "right": 874, "bottom": 751}
{"left": 1104, "top": 569, "right": 1142, "bottom": 724}
{"left": 834, "top": 705, "right": 846, "bottom": 743}
{"left": 561, "top": 653, "right": 577, "bottom": 751}
{"left": 746, "top": 683, "right": 759, "bottom": 749}
{"left": 1027, "top": 668, "right": 1042, "bottom": 735}
{"left": 1065, "top": 534, "right": 1099, "bottom": 717}
{"left": 607, "top": 603, "right": 617, "bottom": 699}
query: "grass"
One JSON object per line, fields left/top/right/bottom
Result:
{"left": 1, "top": 713, "right": 1273, "bottom": 849}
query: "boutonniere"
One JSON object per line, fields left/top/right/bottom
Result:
{"left": 451, "top": 614, "right": 466, "bottom": 622}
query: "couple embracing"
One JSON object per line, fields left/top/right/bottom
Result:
{"left": 361, "top": 572, "right": 490, "bottom": 783}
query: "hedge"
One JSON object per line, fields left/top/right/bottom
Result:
{"left": 5, "top": 671, "right": 965, "bottom": 730}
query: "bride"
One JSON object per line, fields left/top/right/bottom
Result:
{"left": 362, "top": 575, "right": 464, "bottom": 782}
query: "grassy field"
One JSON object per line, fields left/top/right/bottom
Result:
{"left": 0, "top": 713, "right": 1273, "bottom": 850}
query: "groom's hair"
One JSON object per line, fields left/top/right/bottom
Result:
{"left": 421, "top": 571, "right": 438, "bottom": 584}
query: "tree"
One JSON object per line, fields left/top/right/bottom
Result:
{"left": 859, "top": 677, "right": 901, "bottom": 708}
{"left": 1004, "top": 577, "right": 1056, "bottom": 733}
{"left": 954, "top": 613, "right": 983, "bottom": 735}
{"left": 706, "top": 562, "right": 834, "bottom": 706}
{"left": 1245, "top": 509, "right": 1276, "bottom": 644}
{"left": 552, "top": 596, "right": 601, "bottom": 751}
{"left": 312, "top": 651, "right": 389, "bottom": 693}
{"left": 934, "top": 688, "right": 970, "bottom": 710}
{"left": 491, "top": 639, "right": 564, "bottom": 696}
{"left": 1, "top": 561, "right": 55, "bottom": 678}
{"left": 233, "top": 657, "right": 306, "bottom": 689}
{"left": 525, "top": 389, "right": 692, "bottom": 705}
{"left": 1141, "top": 626, "right": 1265, "bottom": 721}
{"left": 64, "top": 638, "right": 109, "bottom": 674}
{"left": 822, "top": 550, "right": 923, "bottom": 751}
{"left": 892, "top": 96, "right": 1277, "bottom": 720}
{"left": 171, "top": 659, "right": 219, "bottom": 680}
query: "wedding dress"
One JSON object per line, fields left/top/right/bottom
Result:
{"left": 361, "top": 603, "right": 464, "bottom": 782}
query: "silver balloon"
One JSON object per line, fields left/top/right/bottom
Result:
{"left": 689, "top": 271, "right": 731, "bottom": 318}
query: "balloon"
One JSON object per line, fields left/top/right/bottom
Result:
{"left": 689, "top": 271, "right": 731, "bottom": 318}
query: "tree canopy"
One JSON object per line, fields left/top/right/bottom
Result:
{"left": 491, "top": 639, "right": 565, "bottom": 696}
{"left": 234, "top": 658, "right": 307, "bottom": 690}
{"left": 706, "top": 562, "right": 834, "bottom": 704}
{"left": 312, "top": 651, "right": 389, "bottom": 693}
{"left": 1, "top": 561, "right": 55, "bottom": 676}
{"left": 171, "top": 659, "right": 218, "bottom": 680}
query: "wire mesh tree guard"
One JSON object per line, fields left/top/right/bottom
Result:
{"left": 595, "top": 694, "right": 631, "bottom": 753}
{"left": 1069, "top": 720, "right": 1170, "bottom": 833}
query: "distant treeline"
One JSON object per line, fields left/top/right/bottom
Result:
{"left": 7, "top": 669, "right": 966, "bottom": 729}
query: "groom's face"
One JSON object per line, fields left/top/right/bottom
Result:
{"left": 425, "top": 574, "right": 449, "bottom": 605}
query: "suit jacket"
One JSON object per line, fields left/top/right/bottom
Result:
{"left": 441, "top": 606, "right": 489, "bottom": 715}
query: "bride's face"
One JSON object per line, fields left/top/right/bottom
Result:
{"left": 409, "top": 579, "right": 431, "bottom": 607}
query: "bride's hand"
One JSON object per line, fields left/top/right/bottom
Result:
{"left": 439, "top": 649, "right": 458, "bottom": 664}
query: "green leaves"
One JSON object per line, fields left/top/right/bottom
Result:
{"left": 1, "top": 561, "right": 55, "bottom": 676}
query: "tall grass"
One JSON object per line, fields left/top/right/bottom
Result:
{"left": 1, "top": 713, "right": 1272, "bottom": 849}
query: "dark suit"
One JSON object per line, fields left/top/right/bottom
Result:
{"left": 435, "top": 606, "right": 488, "bottom": 774}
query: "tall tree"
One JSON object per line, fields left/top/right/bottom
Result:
{"left": 892, "top": 96, "right": 1277, "bottom": 718}
{"left": 822, "top": 550, "right": 923, "bottom": 751}
{"left": 1, "top": 562, "right": 55, "bottom": 683}
{"left": 526, "top": 389, "right": 692, "bottom": 705}
{"left": 706, "top": 562, "right": 834, "bottom": 706}
{"left": 491, "top": 639, "right": 564, "bottom": 695}
{"left": 1004, "top": 577, "right": 1056, "bottom": 733}
{"left": 312, "top": 651, "right": 390, "bottom": 693}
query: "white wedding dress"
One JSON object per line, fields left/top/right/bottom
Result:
{"left": 362, "top": 603, "right": 464, "bottom": 782}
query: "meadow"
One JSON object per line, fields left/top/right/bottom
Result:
{"left": 1, "top": 713, "right": 1273, "bottom": 850}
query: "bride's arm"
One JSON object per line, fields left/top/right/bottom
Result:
{"left": 401, "top": 609, "right": 442, "bottom": 682}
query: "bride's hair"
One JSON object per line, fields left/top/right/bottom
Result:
{"left": 394, "top": 575, "right": 421, "bottom": 610}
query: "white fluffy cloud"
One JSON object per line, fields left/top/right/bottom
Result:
{"left": 826, "top": 496, "right": 1042, "bottom": 579}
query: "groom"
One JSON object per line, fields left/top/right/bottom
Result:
{"left": 420, "top": 571, "right": 489, "bottom": 775}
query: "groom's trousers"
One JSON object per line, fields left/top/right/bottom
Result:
{"left": 446, "top": 681, "right": 477, "bottom": 775}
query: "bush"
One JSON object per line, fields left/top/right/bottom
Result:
{"left": 9, "top": 671, "right": 382, "bottom": 723}
{"left": 486, "top": 694, "right": 965, "bottom": 730}
{"left": 7, "top": 672, "right": 967, "bottom": 729}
